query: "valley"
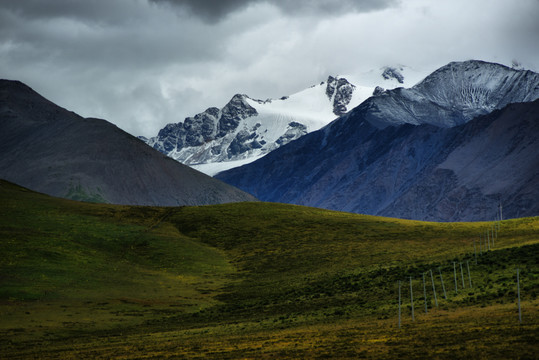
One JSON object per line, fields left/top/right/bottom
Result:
{"left": 1, "top": 180, "right": 537, "bottom": 359}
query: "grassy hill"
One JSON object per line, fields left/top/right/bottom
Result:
{"left": 1, "top": 179, "right": 537, "bottom": 359}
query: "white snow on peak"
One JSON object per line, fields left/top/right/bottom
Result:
{"left": 191, "top": 155, "right": 264, "bottom": 177}
{"left": 147, "top": 67, "right": 430, "bottom": 176}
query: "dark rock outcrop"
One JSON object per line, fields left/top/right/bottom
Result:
{"left": 326, "top": 76, "right": 356, "bottom": 115}
{"left": 381, "top": 66, "right": 404, "bottom": 84}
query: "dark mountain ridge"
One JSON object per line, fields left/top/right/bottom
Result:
{"left": 0, "top": 79, "right": 256, "bottom": 205}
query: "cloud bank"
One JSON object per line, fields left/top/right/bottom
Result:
{"left": 1, "top": 0, "right": 538, "bottom": 137}
{"left": 149, "top": 0, "right": 399, "bottom": 20}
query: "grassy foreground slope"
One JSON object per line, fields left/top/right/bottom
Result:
{"left": 0, "top": 179, "right": 537, "bottom": 359}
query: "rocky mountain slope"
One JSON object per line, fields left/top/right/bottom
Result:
{"left": 0, "top": 79, "right": 256, "bottom": 206}
{"left": 145, "top": 68, "right": 417, "bottom": 176}
{"left": 356, "top": 60, "right": 539, "bottom": 128}
{"left": 216, "top": 61, "right": 539, "bottom": 221}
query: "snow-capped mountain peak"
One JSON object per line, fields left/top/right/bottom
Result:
{"left": 146, "top": 74, "right": 379, "bottom": 175}
{"left": 144, "top": 65, "right": 437, "bottom": 176}
{"left": 354, "top": 60, "right": 539, "bottom": 128}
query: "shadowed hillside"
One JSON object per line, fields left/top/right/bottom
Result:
{"left": 218, "top": 99, "right": 539, "bottom": 221}
{"left": 0, "top": 80, "right": 256, "bottom": 206}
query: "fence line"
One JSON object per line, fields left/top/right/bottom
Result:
{"left": 392, "top": 216, "right": 525, "bottom": 327}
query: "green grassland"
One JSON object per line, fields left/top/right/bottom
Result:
{"left": 0, "top": 179, "right": 537, "bottom": 359}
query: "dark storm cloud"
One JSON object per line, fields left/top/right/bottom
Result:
{"left": 274, "top": 0, "right": 399, "bottom": 15}
{"left": 0, "top": 0, "right": 222, "bottom": 69}
{"left": 149, "top": 0, "right": 399, "bottom": 21}
{"left": 149, "top": 0, "right": 253, "bottom": 21}
{"left": 0, "top": 0, "right": 134, "bottom": 24}
{"left": 1, "top": 0, "right": 538, "bottom": 138}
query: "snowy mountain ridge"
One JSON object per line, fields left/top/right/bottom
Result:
{"left": 146, "top": 68, "right": 416, "bottom": 175}
{"left": 354, "top": 60, "right": 539, "bottom": 129}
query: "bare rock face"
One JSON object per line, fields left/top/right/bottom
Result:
{"left": 381, "top": 66, "right": 404, "bottom": 84}
{"left": 0, "top": 79, "right": 256, "bottom": 206}
{"left": 373, "top": 86, "right": 385, "bottom": 96}
{"left": 276, "top": 122, "right": 308, "bottom": 146}
{"left": 146, "top": 75, "right": 360, "bottom": 174}
{"left": 149, "top": 95, "right": 256, "bottom": 155}
{"left": 147, "top": 94, "right": 262, "bottom": 166}
{"left": 325, "top": 76, "right": 356, "bottom": 115}
{"left": 218, "top": 94, "right": 258, "bottom": 137}
{"left": 217, "top": 61, "right": 539, "bottom": 221}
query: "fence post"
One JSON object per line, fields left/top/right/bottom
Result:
{"left": 439, "top": 267, "right": 447, "bottom": 299}
{"left": 492, "top": 224, "right": 494, "bottom": 247}
{"left": 410, "top": 276, "right": 415, "bottom": 321}
{"left": 430, "top": 269, "right": 438, "bottom": 307}
{"left": 398, "top": 280, "right": 401, "bottom": 329}
{"left": 466, "top": 260, "right": 472, "bottom": 288}
{"left": 498, "top": 206, "right": 501, "bottom": 230}
{"left": 479, "top": 234, "right": 483, "bottom": 255}
{"left": 517, "top": 268, "right": 522, "bottom": 323}
{"left": 460, "top": 262, "right": 465, "bottom": 289}
{"left": 423, "top": 273, "right": 428, "bottom": 314}
{"left": 453, "top": 262, "right": 458, "bottom": 294}
{"left": 474, "top": 239, "right": 478, "bottom": 264}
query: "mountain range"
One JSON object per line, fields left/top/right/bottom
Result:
{"left": 144, "top": 66, "right": 417, "bottom": 175}
{"left": 1, "top": 60, "right": 537, "bottom": 221}
{"left": 216, "top": 61, "right": 539, "bottom": 221}
{"left": 0, "top": 79, "right": 255, "bottom": 206}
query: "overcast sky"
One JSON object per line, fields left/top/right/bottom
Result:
{"left": 1, "top": 0, "right": 538, "bottom": 137}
